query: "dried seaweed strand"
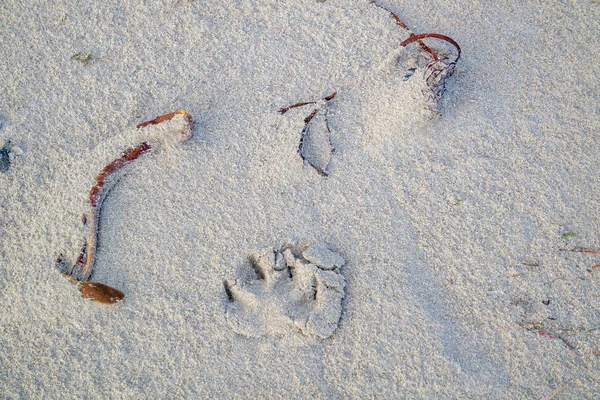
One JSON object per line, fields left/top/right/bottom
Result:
{"left": 400, "top": 33, "right": 461, "bottom": 60}
{"left": 559, "top": 247, "right": 600, "bottom": 269}
{"left": 136, "top": 109, "right": 193, "bottom": 129}
{"left": 369, "top": 0, "right": 438, "bottom": 60}
{"left": 57, "top": 110, "right": 193, "bottom": 304}
{"left": 89, "top": 142, "right": 152, "bottom": 208}
{"left": 544, "top": 381, "right": 570, "bottom": 400}
{"left": 279, "top": 102, "right": 317, "bottom": 115}
{"left": 282, "top": 92, "right": 337, "bottom": 177}
{"left": 560, "top": 247, "right": 600, "bottom": 255}
{"left": 298, "top": 109, "right": 329, "bottom": 177}
{"left": 521, "top": 323, "right": 577, "bottom": 352}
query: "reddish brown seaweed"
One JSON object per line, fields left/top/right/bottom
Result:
{"left": 89, "top": 142, "right": 152, "bottom": 207}
{"left": 58, "top": 110, "right": 193, "bottom": 304}
{"left": 399, "top": 33, "right": 461, "bottom": 60}
{"left": 369, "top": 0, "right": 439, "bottom": 60}
{"left": 400, "top": 33, "right": 461, "bottom": 113}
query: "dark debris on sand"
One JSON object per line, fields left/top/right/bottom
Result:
{"left": 0, "top": 141, "right": 11, "bottom": 173}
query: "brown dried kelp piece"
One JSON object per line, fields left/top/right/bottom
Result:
{"left": 370, "top": 1, "right": 461, "bottom": 114}
{"left": 280, "top": 92, "right": 337, "bottom": 177}
{"left": 57, "top": 110, "right": 194, "bottom": 304}
{"left": 78, "top": 281, "right": 125, "bottom": 304}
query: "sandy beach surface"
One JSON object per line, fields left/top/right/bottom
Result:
{"left": 1, "top": 0, "right": 599, "bottom": 398}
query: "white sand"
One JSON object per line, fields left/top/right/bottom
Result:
{"left": 1, "top": 0, "right": 599, "bottom": 398}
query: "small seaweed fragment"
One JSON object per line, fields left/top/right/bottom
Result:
{"left": 561, "top": 231, "right": 577, "bottom": 239}
{"left": 71, "top": 52, "right": 93, "bottom": 64}
{"left": 560, "top": 247, "right": 600, "bottom": 255}
{"left": 280, "top": 92, "right": 337, "bottom": 177}
{"left": 0, "top": 140, "right": 11, "bottom": 173}
{"left": 520, "top": 322, "right": 576, "bottom": 353}
{"left": 279, "top": 101, "right": 317, "bottom": 115}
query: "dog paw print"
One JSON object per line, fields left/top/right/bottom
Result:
{"left": 224, "top": 242, "right": 346, "bottom": 339}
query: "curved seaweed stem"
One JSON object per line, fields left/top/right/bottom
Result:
{"left": 400, "top": 33, "right": 461, "bottom": 61}
{"left": 58, "top": 110, "right": 193, "bottom": 304}
{"left": 280, "top": 92, "right": 337, "bottom": 177}
{"left": 400, "top": 33, "right": 461, "bottom": 114}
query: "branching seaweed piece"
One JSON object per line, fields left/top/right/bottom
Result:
{"left": 57, "top": 110, "right": 193, "bottom": 304}
{"left": 369, "top": 0, "right": 438, "bottom": 60}
{"left": 400, "top": 33, "right": 461, "bottom": 113}
{"left": 371, "top": 0, "right": 462, "bottom": 114}
{"left": 280, "top": 92, "right": 337, "bottom": 177}
{"left": 520, "top": 322, "right": 577, "bottom": 353}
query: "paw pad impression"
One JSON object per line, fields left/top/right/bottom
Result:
{"left": 224, "top": 242, "right": 346, "bottom": 339}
